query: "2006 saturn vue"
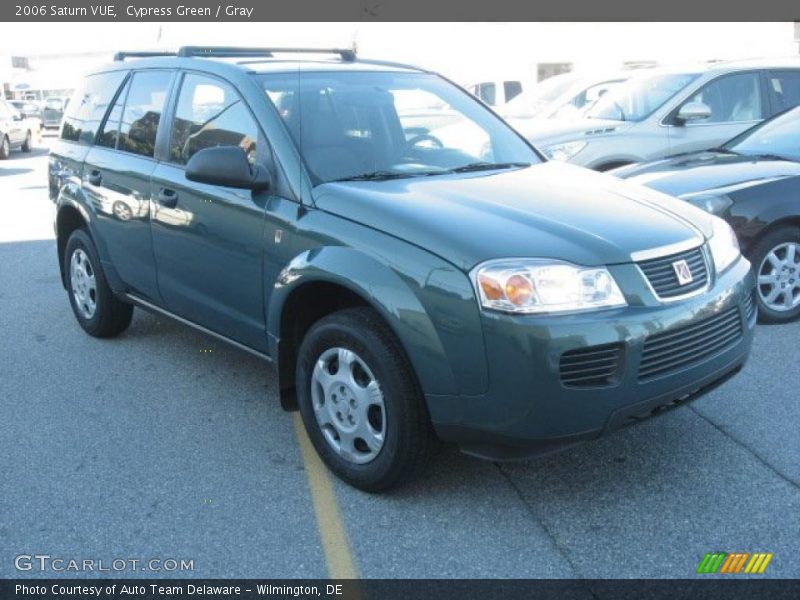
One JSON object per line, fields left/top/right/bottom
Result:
{"left": 49, "top": 47, "right": 756, "bottom": 491}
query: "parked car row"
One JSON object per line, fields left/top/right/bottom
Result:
{"left": 50, "top": 47, "right": 756, "bottom": 492}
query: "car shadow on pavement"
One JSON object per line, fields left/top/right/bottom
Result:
{"left": 0, "top": 167, "right": 34, "bottom": 177}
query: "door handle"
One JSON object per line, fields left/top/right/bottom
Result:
{"left": 157, "top": 187, "right": 179, "bottom": 208}
{"left": 87, "top": 170, "right": 102, "bottom": 186}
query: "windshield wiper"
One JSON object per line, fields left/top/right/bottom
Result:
{"left": 706, "top": 146, "right": 739, "bottom": 155}
{"left": 330, "top": 171, "right": 419, "bottom": 183}
{"left": 449, "top": 161, "right": 531, "bottom": 173}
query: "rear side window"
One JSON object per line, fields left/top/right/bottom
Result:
{"left": 97, "top": 79, "right": 130, "bottom": 150}
{"left": 767, "top": 70, "right": 800, "bottom": 113}
{"left": 169, "top": 73, "right": 258, "bottom": 165}
{"left": 504, "top": 81, "right": 523, "bottom": 103}
{"left": 61, "top": 71, "right": 127, "bottom": 144}
{"left": 115, "top": 70, "right": 172, "bottom": 158}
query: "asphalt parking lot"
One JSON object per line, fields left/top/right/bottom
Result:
{"left": 1, "top": 137, "right": 798, "bottom": 580}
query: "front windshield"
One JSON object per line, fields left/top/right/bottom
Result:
{"left": 501, "top": 74, "right": 579, "bottom": 118}
{"left": 585, "top": 72, "right": 699, "bottom": 122}
{"left": 726, "top": 106, "right": 800, "bottom": 161}
{"left": 259, "top": 70, "right": 539, "bottom": 184}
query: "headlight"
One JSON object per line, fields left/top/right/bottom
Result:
{"left": 542, "top": 140, "right": 587, "bottom": 161}
{"left": 707, "top": 216, "right": 740, "bottom": 274}
{"left": 685, "top": 193, "right": 733, "bottom": 215}
{"left": 472, "top": 259, "right": 627, "bottom": 314}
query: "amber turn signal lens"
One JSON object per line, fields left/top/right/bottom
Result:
{"left": 505, "top": 274, "right": 533, "bottom": 306}
{"left": 478, "top": 273, "right": 504, "bottom": 300}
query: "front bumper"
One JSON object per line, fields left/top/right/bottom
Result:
{"left": 427, "top": 256, "right": 756, "bottom": 460}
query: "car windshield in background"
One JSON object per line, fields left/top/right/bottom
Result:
{"left": 724, "top": 106, "right": 800, "bottom": 162}
{"left": 258, "top": 71, "right": 539, "bottom": 184}
{"left": 501, "top": 74, "right": 580, "bottom": 118}
{"left": 45, "top": 98, "right": 64, "bottom": 110}
{"left": 585, "top": 72, "right": 698, "bottom": 122}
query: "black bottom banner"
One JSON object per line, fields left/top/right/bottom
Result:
{"left": 3, "top": 579, "right": 800, "bottom": 600}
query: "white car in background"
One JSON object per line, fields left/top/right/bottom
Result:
{"left": 466, "top": 79, "right": 525, "bottom": 107}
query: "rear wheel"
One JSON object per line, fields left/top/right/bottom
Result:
{"left": 64, "top": 229, "right": 134, "bottom": 337}
{"left": 21, "top": 130, "right": 32, "bottom": 152}
{"left": 750, "top": 225, "right": 800, "bottom": 323}
{"left": 0, "top": 136, "right": 9, "bottom": 159}
{"left": 296, "top": 307, "right": 435, "bottom": 492}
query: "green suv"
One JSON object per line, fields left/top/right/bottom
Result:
{"left": 49, "top": 47, "right": 756, "bottom": 491}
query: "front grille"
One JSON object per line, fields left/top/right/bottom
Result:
{"left": 638, "top": 307, "right": 743, "bottom": 381}
{"left": 744, "top": 290, "right": 756, "bottom": 321}
{"left": 560, "top": 343, "right": 623, "bottom": 388}
{"left": 638, "top": 246, "right": 708, "bottom": 299}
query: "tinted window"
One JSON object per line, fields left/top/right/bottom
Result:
{"left": 767, "top": 70, "right": 800, "bottom": 113}
{"left": 727, "top": 105, "right": 800, "bottom": 161}
{"left": 684, "top": 72, "right": 764, "bottom": 123}
{"left": 97, "top": 79, "right": 129, "bottom": 150}
{"left": 476, "top": 82, "right": 496, "bottom": 105}
{"left": 117, "top": 71, "right": 172, "bottom": 158}
{"left": 504, "top": 81, "right": 523, "bottom": 103}
{"left": 169, "top": 73, "right": 258, "bottom": 165}
{"left": 60, "top": 71, "right": 126, "bottom": 144}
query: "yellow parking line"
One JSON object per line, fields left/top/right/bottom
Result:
{"left": 293, "top": 413, "right": 359, "bottom": 580}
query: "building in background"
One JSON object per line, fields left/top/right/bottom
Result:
{"left": 2, "top": 23, "right": 798, "bottom": 101}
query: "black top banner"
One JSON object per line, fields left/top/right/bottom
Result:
{"left": 2, "top": 0, "right": 800, "bottom": 21}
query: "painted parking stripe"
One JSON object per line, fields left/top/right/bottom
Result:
{"left": 293, "top": 413, "right": 359, "bottom": 580}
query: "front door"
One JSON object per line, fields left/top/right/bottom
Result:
{"left": 667, "top": 71, "right": 766, "bottom": 156}
{"left": 150, "top": 72, "right": 274, "bottom": 351}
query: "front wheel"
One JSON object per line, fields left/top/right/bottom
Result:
{"left": 296, "top": 307, "right": 435, "bottom": 492}
{"left": 0, "top": 136, "right": 9, "bottom": 159}
{"left": 750, "top": 225, "right": 800, "bottom": 323}
{"left": 21, "top": 130, "right": 32, "bottom": 152}
{"left": 64, "top": 229, "right": 134, "bottom": 337}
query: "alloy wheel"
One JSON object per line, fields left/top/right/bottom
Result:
{"left": 757, "top": 242, "right": 800, "bottom": 312}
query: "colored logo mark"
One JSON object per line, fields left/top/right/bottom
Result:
{"left": 697, "top": 552, "right": 773, "bottom": 574}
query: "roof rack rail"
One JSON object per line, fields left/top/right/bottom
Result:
{"left": 176, "top": 46, "right": 357, "bottom": 62}
{"left": 113, "top": 51, "right": 177, "bottom": 62}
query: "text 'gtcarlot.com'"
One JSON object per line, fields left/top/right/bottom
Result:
{"left": 14, "top": 554, "right": 194, "bottom": 573}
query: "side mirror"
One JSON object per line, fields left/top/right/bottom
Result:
{"left": 676, "top": 101, "right": 712, "bottom": 124}
{"left": 185, "top": 146, "right": 271, "bottom": 192}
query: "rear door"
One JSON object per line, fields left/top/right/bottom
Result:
{"left": 83, "top": 69, "right": 175, "bottom": 301}
{"left": 666, "top": 71, "right": 766, "bottom": 156}
{"left": 149, "top": 71, "right": 273, "bottom": 351}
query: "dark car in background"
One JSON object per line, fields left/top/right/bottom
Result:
{"left": 43, "top": 96, "right": 69, "bottom": 129}
{"left": 49, "top": 47, "right": 755, "bottom": 491}
{"left": 615, "top": 106, "right": 800, "bottom": 323}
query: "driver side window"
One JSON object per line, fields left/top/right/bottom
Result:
{"left": 683, "top": 72, "right": 764, "bottom": 124}
{"left": 169, "top": 74, "right": 259, "bottom": 166}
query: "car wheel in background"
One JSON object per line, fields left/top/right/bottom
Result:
{"left": 296, "top": 307, "right": 436, "bottom": 492}
{"left": 64, "top": 229, "right": 134, "bottom": 337}
{"left": 749, "top": 225, "right": 800, "bottom": 323}
{"left": 0, "top": 136, "right": 9, "bottom": 159}
{"left": 21, "top": 130, "right": 32, "bottom": 152}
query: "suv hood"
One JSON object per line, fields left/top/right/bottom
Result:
{"left": 613, "top": 151, "right": 800, "bottom": 198}
{"left": 313, "top": 161, "right": 712, "bottom": 271}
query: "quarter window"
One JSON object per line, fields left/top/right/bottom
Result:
{"left": 60, "top": 71, "right": 127, "bottom": 145}
{"left": 116, "top": 71, "right": 172, "bottom": 158}
{"left": 683, "top": 72, "right": 764, "bottom": 123}
{"left": 169, "top": 73, "right": 258, "bottom": 165}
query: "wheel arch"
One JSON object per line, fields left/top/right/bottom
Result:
{"left": 267, "top": 247, "right": 459, "bottom": 410}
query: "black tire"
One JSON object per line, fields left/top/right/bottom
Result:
{"left": 21, "top": 130, "right": 32, "bottom": 152}
{"left": 64, "top": 229, "right": 134, "bottom": 337}
{"left": 0, "top": 136, "right": 9, "bottom": 159}
{"left": 296, "top": 307, "right": 436, "bottom": 492}
{"left": 748, "top": 225, "right": 800, "bottom": 324}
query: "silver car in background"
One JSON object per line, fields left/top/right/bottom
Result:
{"left": 525, "top": 58, "right": 800, "bottom": 170}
